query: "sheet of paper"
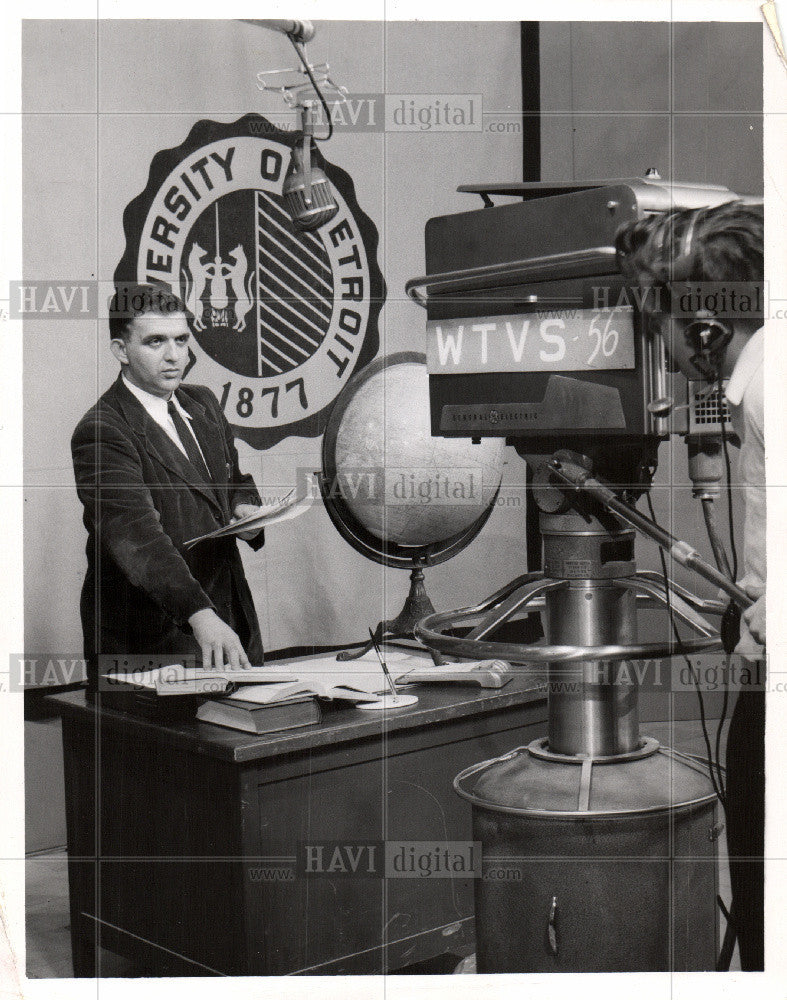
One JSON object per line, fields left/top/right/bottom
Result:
{"left": 290, "top": 652, "right": 426, "bottom": 694}
{"left": 103, "top": 665, "right": 298, "bottom": 689}
{"left": 184, "top": 492, "right": 309, "bottom": 548}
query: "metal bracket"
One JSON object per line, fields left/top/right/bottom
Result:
{"left": 404, "top": 248, "right": 618, "bottom": 308}
{"left": 257, "top": 63, "right": 348, "bottom": 108}
{"left": 414, "top": 570, "right": 723, "bottom": 665}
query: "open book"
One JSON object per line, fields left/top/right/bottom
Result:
{"left": 103, "top": 664, "right": 298, "bottom": 697}
{"left": 184, "top": 490, "right": 309, "bottom": 549}
{"left": 226, "top": 680, "right": 381, "bottom": 705}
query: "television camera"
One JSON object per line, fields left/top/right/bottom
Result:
{"left": 403, "top": 176, "right": 760, "bottom": 972}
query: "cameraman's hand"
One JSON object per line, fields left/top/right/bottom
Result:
{"left": 743, "top": 586, "right": 766, "bottom": 647}
{"left": 188, "top": 608, "right": 250, "bottom": 669}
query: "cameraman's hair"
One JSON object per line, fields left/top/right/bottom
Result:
{"left": 109, "top": 283, "right": 188, "bottom": 341}
{"left": 615, "top": 201, "right": 763, "bottom": 294}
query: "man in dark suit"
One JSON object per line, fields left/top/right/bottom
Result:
{"left": 72, "top": 283, "right": 265, "bottom": 686}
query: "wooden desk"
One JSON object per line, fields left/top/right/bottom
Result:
{"left": 51, "top": 674, "right": 547, "bottom": 976}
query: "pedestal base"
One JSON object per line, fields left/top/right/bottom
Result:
{"left": 455, "top": 744, "right": 719, "bottom": 972}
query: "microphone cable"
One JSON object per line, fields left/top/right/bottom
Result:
{"left": 713, "top": 371, "right": 739, "bottom": 819}
{"left": 718, "top": 373, "right": 739, "bottom": 582}
{"left": 645, "top": 489, "right": 727, "bottom": 812}
{"left": 288, "top": 36, "right": 334, "bottom": 142}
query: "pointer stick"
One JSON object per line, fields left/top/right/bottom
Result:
{"left": 368, "top": 628, "right": 398, "bottom": 699}
{"left": 358, "top": 629, "right": 418, "bottom": 711}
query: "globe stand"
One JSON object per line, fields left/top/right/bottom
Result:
{"left": 337, "top": 556, "right": 443, "bottom": 661}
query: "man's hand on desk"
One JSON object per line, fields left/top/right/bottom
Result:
{"left": 231, "top": 503, "right": 264, "bottom": 541}
{"left": 188, "top": 607, "right": 251, "bottom": 669}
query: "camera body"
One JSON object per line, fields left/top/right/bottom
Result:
{"left": 409, "top": 177, "right": 741, "bottom": 481}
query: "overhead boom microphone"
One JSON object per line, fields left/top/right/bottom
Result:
{"left": 282, "top": 105, "right": 339, "bottom": 231}
{"left": 243, "top": 16, "right": 338, "bottom": 230}
{"left": 242, "top": 19, "right": 316, "bottom": 43}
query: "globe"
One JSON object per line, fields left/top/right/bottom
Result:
{"left": 323, "top": 352, "right": 504, "bottom": 551}
{"left": 320, "top": 352, "right": 505, "bottom": 657}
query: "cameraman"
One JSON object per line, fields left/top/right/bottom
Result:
{"left": 615, "top": 202, "right": 765, "bottom": 969}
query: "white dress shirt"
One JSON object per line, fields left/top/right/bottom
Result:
{"left": 122, "top": 374, "right": 209, "bottom": 467}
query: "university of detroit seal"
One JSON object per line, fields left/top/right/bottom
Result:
{"left": 115, "top": 114, "right": 384, "bottom": 449}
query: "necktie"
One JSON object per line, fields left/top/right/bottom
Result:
{"left": 167, "top": 400, "right": 212, "bottom": 483}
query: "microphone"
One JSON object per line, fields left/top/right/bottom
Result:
{"left": 648, "top": 395, "right": 724, "bottom": 499}
{"left": 242, "top": 19, "right": 316, "bottom": 44}
{"left": 687, "top": 437, "right": 724, "bottom": 500}
{"left": 282, "top": 105, "right": 339, "bottom": 231}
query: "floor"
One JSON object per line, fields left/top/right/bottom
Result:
{"left": 25, "top": 719, "right": 740, "bottom": 978}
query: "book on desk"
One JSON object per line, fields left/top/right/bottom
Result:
{"left": 196, "top": 693, "right": 322, "bottom": 734}
{"left": 196, "top": 677, "right": 380, "bottom": 734}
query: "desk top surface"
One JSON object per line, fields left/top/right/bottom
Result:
{"left": 49, "top": 668, "right": 546, "bottom": 765}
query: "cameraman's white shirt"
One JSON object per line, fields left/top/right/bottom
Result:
{"left": 725, "top": 326, "right": 765, "bottom": 657}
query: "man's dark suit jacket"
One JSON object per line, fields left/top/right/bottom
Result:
{"left": 72, "top": 375, "right": 265, "bottom": 683}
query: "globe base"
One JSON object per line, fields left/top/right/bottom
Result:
{"left": 337, "top": 559, "right": 446, "bottom": 663}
